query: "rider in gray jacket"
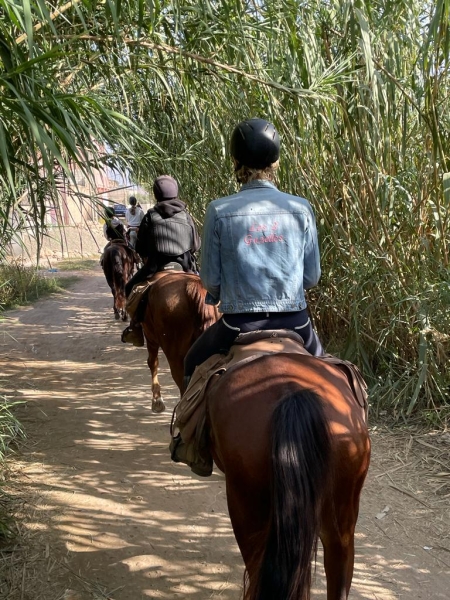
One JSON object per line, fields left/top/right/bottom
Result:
{"left": 122, "top": 175, "right": 200, "bottom": 346}
{"left": 125, "top": 175, "right": 200, "bottom": 297}
{"left": 183, "top": 117, "right": 324, "bottom": 386}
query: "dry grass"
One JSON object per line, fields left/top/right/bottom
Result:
{"left": 369, "top": 424, "right": 450, "bottom": 560}
{"left": 1, "top": 453, "right": 119, "bottom": 599}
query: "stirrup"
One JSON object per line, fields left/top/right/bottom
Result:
{"left": 121, "top": 324, "right": 145, "bottom": 347}
{"left": 169, "top": 434, "right": 213, "bottom": 477}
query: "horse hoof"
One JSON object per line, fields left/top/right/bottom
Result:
{"left": 152, "top": 399, "right": 166, "bottom": 413}
{"left": 114, "top": 313, "right": 120, "bottom": 320}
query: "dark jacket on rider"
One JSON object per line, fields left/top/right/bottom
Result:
{"left": 135, "top": 198, "right": 200, "bottom": 271}
{"left": 125, "top": 177, "right": 200, "bottom": 297}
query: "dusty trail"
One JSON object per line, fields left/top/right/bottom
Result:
{"left": 0, "top": 267, "right": 448, "bottom": 599}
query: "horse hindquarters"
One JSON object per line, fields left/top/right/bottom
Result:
{"left": 102, "top": 245, "right": 133, "bottom": 320}
{"left": 207, "top": 354, "right": 369, "bottom": 600}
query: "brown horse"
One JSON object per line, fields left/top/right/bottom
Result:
{"left": 102, "top": 240, "right": 137, "bottom": 321}
{"left": 140, "top": 275, "right": 370, "bottom": 596}
{"left": 140, "top": 271, "right": 218, "bottom": 413}
{"left": 204, "top": 352, "right": 370, "bottom": 599}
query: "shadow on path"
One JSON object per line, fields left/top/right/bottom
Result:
{"left": 0, "top": 268, "right": 448, "bottom": 599}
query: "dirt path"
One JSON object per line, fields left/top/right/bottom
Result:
{"left": 0, "top": 267, "right": 449, "bottom": 599}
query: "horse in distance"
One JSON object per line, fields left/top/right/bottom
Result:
{"left": 102, "top": 239, "right": 137, "bottom": 321}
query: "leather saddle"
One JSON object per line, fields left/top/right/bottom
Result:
{"left": 228, "top": 329, "right": 310, "bottom": 366}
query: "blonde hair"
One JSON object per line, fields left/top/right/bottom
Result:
{"left": 235, "top": 160, "right": 279, "bottom": 184}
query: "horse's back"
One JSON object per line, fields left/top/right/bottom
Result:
{"left": 207, "top": 352, "right": 369, "bottom": 481}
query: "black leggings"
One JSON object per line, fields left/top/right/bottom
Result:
{"left": 184, "top": 309, "right": 324, "bottom": 378}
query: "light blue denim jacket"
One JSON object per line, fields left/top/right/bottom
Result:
{"left": 200, "top": 180, "right": 321, "bottom": 313}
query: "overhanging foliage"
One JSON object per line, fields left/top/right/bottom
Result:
{"left": 0, "top": 0, "right": 448, "bottom": 418}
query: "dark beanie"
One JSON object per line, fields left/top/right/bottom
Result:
{"left": 153, "top": 175, "right": 178, "bottom": 202}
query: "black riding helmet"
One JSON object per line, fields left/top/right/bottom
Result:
{"left": 104, "top": 206, "right": 115, "bottom": 219}
{"left": 230, "top": 118, "right": 280, "bottom": 170}
{"left": 129, "top": 196, "right": 137, "bottom": 206}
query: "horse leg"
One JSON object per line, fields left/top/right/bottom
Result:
{"left": 118, "top": 278, "right": 128, "bottom": 321}
{"left": 224, "top": 478, "right": 267, "bottom": 597}
{"left": 120, "top": 301, "right": 128, "bottom": 321}
{"left": 146, "top": 342, "right": 165, "bottom": 413}
{"left": 321, "top": 527, "right": 355, "bottom": 599}
{"left": 320, "top": 470, "right": 368, "bottom": 599}
{"left": 117, "top": 284, "right": 127, "bottom": 321}
{"left": 112, "top": 289, "right": 120, "bottom": 320}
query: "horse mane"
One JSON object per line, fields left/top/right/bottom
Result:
{"left": 185, "top": 277, "right": 218, "bottom": 331}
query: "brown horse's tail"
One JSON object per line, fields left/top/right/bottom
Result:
{"left": 249, "top": 390, "right": 332, "bottom": 600}
{"left": 111, "top": 251, "right": 126, "bottom": 310}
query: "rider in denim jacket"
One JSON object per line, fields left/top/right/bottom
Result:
{"left": 184, "top": 118, "right": 324, "bottom": 387}
{"left": 201, "top": 180, "right": 321, "bottom": 312}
